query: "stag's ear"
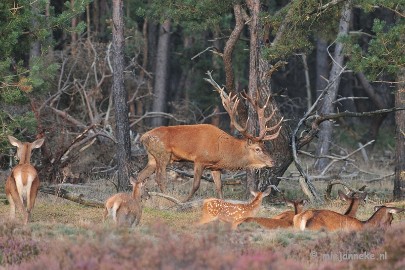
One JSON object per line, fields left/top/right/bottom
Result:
{"left": 8, "top": 136, "right": 21, "bottom": 147}
{"left": 32, "top": 138, "right": 45, "bottom": 149}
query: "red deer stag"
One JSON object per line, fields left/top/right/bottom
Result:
{"left": 198, "top": 186, "right": 275, "bottom": 230}
{"left": 103, "top": 177, "right": 146, "bottom": 227}
{"left": 138, "top": 90, "right": 282, "bottom": 202}
{"left": 5, "top": 135, "right": 44, "bottom": 224}
{"left": 293, "top": 205, "right": 403, "bottom": 231}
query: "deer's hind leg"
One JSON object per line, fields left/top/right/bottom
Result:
{"left": 137, "top": 153, "right": 157, "bottom": 183}
{"left": 154, "top": 151, "right": 171, "bottom": 193}
{"left": 5, "top": 176, "right": 24, "bottom": 220}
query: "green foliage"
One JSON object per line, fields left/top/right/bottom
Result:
{"left": 0, "top": 0, "right": 91, "bottom": 105}
{"left": 137, "top": 0, "right": 234, "bottom": 32}
{"left": 345, "top": 18, "right": 405, "bottom": 80}
{"left": 264, "top": 0, "right": 342, "bottom": 61}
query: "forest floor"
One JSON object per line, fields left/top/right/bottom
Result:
{"left": 1, "top": 159, "right": 405, "bottom": 269}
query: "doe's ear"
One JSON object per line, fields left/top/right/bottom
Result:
{"left": 32, "top": 138, "right": 45, "bottom": 149}
{"left": 250, "top": 190, "right": 258, "bottom": 197}
{"left": 8, "top": 136, "right": 21, "bottom": 147}
{"left": 338, "top": 190, "right": 349, "bottom": 201}
{"left": 130, "top": 176, "right": 137, "bottom": 185}
{"left": 388, "top": 207, "right": 405, "bottom": 214}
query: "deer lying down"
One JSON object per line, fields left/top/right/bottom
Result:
{"left": 198, "top": 186, "right": 274, "bottom": 230}
{"left": 337, "top": 189, "right": 367, "bottom": 218}
{"left": 103, "top": 177, "right": 145, "bottom": 227}
{"left": 6, "top": 135, "right": 44, "bottom": 224}
{"left": 294, "top": 205, "right": 404, "bottom": 231}
{"left": 242, "top": 189, "right": 365, "bottom": 230}
{"left": 243, "top": 199, "right": 307, "bottom": 229}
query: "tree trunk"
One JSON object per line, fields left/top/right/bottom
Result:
{"left": 314, "top": 0, "right": 352, "bottom": 171}
{"left": 151, "top": 20, "right": 171, "bottom": 127}
{"left": 315, "top": 38, "right": 329, "bottom": 95}
{"left": 29, "top": 2, "right": 40, "bottom": 68}
{"left": 112, "top": 0, "right": 131, "bottom": 191}
{"left": 245, "top": 0, "right": 260, "bottom": 195}
{"left": 394, "top": 69, "right": 405, "bottom": 200}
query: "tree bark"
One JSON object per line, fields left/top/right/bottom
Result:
{"left": 394, "top": 69, "right": 405, "bottom": 200}
{"left": 151, "top": 20, "right": 171, "bottom": 127}
{"left": 315, "top": 38, "right": 329, "bottom": 96}
{"left": 112, "top": 0, "right": 131, "bottom": 191}
{"left": 245, "top": 0, "right": 260, "bottom": 195}
{"left": 314, "top": 0, "right": 352, "bottom": 171}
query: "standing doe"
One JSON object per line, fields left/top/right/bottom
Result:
{"left": 103, "top": 177, "right": 146, "bottom": 227}
{"left": 138, "top": 90, "right": 282, "bottom": 202}
{"left": 198, "top": 186, "right": 275, "bottom": 230}
{"left": 5, "top": 135, "right": 44, "bottom": 224}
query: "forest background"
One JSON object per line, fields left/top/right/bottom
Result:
{"left": 0, "top": 1, "right": 405, "bottom": 269}
{"left": 0, "top": 0, "right": 404, "bottom": 200}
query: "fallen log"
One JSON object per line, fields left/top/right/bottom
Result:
{"left": 39, "top": 186, "right": 104, "bottom": 208}
{"left": 148, "top": 191, "right": 204, "bottom": 212}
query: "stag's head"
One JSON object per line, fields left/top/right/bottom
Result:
{"left": 246, "top": 141, "right": 275, "bottom": 168}
{"left": 220, "top": 90, "right": 282, "bottom": 169}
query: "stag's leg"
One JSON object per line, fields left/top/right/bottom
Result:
{"left": 183, "top": 163, "right": 204, "bottom": 202}
{"left": 154, "top": 152, "right": 171, "bottom": 193}
{"left": 137, "top": 153, "right": 157, "bottom": 183}
{"left": 211, "top": 170, "right": 223, "bottom": 199}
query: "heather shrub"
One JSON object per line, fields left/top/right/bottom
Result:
{"left": 354, "top": 223, "right": 405, "bottom": 270}
{"left": 0, "top": 221, "right": 41, "bottom": 266}
{"left": 0, "top": 235, "right": 41, "bottom": 265}
{"left": 9, "top": 221, "right": 305, "bottom": 270}
{"left": 284, "top": 227, "right": 385, "bottom": 265}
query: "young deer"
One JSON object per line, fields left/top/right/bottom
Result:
{"left": 198, "top": 186, "right": 274, "bottom": 230}
{"left": 293, "top": 205, "right": 403, "bottom": 231}
{"left": 5, "top": 136, "right": 44, "bottom": 224}
{"left": 243, "top": 199, "right": 307, "bottom": 229}
{"left": 103, "top": 177, "right": 146, "bottom": 227}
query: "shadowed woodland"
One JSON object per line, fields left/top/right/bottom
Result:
{"left": 0, "top": 0, "right": 405, "bottom": 269}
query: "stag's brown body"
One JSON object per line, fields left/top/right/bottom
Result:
{"left": 5, "top": 136, "right": 44, "bottom": 224}
{"left": 138, "top": 124, "right": 275, "bottom": 201}
{"left": 294, "top": 206, "right": 403, "bottom": 231}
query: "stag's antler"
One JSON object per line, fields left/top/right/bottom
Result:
{"left": 241, "top": 92, "right": 283, "bottom": 141}
{"left": 204, "top": 71, "right": 282, "bottom": 142}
